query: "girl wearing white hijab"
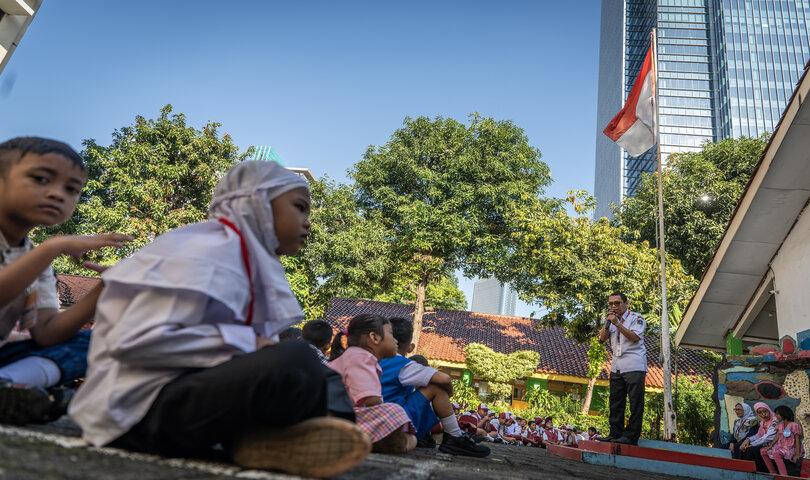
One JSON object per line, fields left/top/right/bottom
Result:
{"left": 70, "top": 161, "right": 370, "bottom": 478}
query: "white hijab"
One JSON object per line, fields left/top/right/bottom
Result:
{"left": 208, "top": 160, "right": 308, "bottom": 336}
{"left": 103, "top": 160, "right": 307, "bottom": 339}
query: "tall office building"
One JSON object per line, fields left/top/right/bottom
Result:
{"left": 0, "top": 0, "right": 42, "bottom": 75}
{"left": 470, "top": 278, "right": 517, "bottom": 316}
{"left": 594, "top": 0, "right": 810, "bottom": 219}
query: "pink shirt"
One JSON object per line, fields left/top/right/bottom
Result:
{"left": 328, "top": 347, "right": 381, "bottom": 406}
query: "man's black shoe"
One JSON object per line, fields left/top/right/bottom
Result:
{"left": 611, "top": 436, "right": 638, "bottom": 445}
{"left": 416, "top": 434, "right": 437, "bottom": 448}
{"left": 0, "top": 381, "right": 53, "bottom": 426}
{"left": 438, "top": 433, "right": 491, "bottom": 457}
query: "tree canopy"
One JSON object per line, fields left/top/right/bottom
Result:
{"left": 495, "top": 192, "right": 697, "bottom": 342}
{"left": 615, "top": 136, "right": 767, "bottom": 278}
{"left": 34, "top": 104, "right": 244, "bottom": 273}
{"left": 352, "top": 114, "right": 552, "bottom": 345}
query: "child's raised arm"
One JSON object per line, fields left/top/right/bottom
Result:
{"left": 0, "top": 233, "right": 130, "bottom": 308}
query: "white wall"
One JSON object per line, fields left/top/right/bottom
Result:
{"left": 771, "top": 205, "right": 810, "bottom": 340}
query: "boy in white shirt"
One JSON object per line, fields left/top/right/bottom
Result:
{"left": 0, "top": 137, "right": 130, "bottom": 425}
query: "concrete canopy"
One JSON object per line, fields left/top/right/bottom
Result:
{"left": 675, "top": 62, "right": 810, "bottom": 351}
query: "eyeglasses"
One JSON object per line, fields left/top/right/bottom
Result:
{"left": 608, "top": 301, "right": 624, "bottom": 306}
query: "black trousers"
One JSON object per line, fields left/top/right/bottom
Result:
{"left": 608, "top": 370, "right": 646, "bottom": 441}
{"left": 110, "top": 341, "right": 349, "bottom": 458}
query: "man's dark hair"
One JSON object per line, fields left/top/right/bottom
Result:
{"left": 609, "top": 292, "right": 628, "bottom": 303}
{"left": 278, "top": 327, "right": 302, "bottom": 342}
{"left": 302, "top": 319, "right": 333, "bottom": 349}
{"left": 388, "top": 316, "right": 414, "bottom": 346}
{"left": 0, "top": 137, "right": 85, "bottom": 176}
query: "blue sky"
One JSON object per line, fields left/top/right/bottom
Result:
{"left": 0, "top": 1, "right": 601, "bottom": 316}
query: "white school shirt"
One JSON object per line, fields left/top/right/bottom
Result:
{"left": 608, "top": 310, "right": 647, "bottom": 373}
{"left": 70, "top": 222, "right": 273, "bottom": 447}
{"left": 398, "top": 359, "right": 438, "bottom": 388}
{"left": 0, "top": 232, "right": 60, "bottom": 345}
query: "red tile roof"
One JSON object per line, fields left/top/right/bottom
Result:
{"left": 325, "top": 298, "right": 714, "bottom": 388}
{"left": 56, "top": 274, "right": 101, "bottom": 307}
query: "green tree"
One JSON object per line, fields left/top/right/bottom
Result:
{"left": 615, "top": 136, "right": 767, "bottom": 278}
{"left": 499, "top": 192, "right": 697, "bottom": 342}
{"left": 34, "top": 105, "right": 245, "bottom": 273}
{"left": 286, "top": 177, "right": 467, "bottom": 319}
{"left": 352, "top": 114, "right": 551, "bottom": 346}
{"left": 581, "top": 336, "right": 609, "bottom": 414}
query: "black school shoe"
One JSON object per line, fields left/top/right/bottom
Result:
{"left": 0, "top": 381, "right": 74, "bottom": 425}
{"left": 611, "top": 436, "right": 638, "bottom": 446}
{"left": 438, "top": 433, "right": 491, "bottom": 457}
{"left": 416, "top": 434, "right": 437, "bottom": 448}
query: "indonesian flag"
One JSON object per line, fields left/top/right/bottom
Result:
{"left": 603, "top": 45, "right": 656, "bottom": 157}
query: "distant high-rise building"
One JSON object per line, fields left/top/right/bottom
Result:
{"left": 471, "top": 278, "right": 517, "bottom": 316}
{"left": 594, "top": 0, "right": 810, "bottom": 219}
{"left": 0, "top": 0, "right": 42, "bottom": 75}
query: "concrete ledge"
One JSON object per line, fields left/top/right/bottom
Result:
{"left": 638, "top": 439, "right": 732, "bottom": 458}
{"left": 582, "top": 450, "right": 773, "bottom": 480}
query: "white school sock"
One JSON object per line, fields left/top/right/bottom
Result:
{"left": 440, "top": 415, "right": 464, "bottom": 437}
{"left": 0, "top": 356, "right": 61, "bottom": 388}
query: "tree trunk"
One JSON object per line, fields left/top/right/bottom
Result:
{"left": 581, "top": 376, "right": 597, "bottom": 414}
{"left": 411, "top": 278, "right": 428, "bottom": 350}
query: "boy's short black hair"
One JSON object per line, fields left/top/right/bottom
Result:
{"left": 389, "top": 316, "right": 414, "bottom": 346}
{"left": 278, "top": 327, "right": 302, "bottom": 342}
{"left": 302, "top": 319, "right": 333, "bottom": 349}
{"left": 0, "top": 137, "right": 85, "bottom": 176}
{"left": 609, "top": 292, "right": 628, "bottom": 303}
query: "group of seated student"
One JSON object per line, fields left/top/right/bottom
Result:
{"left": 727, "top": 402, "right": 805, "bottom": 476}
{"left": 0, "top": 137, "right": 490, "bottom": 479}
{"left": 456, "top": 403, "right": 596, "bottom": 449}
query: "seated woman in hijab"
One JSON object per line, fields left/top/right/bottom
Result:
{"left": 69, "top": 161, "right": 370, "bottom": 479}
{"left": 727, "top": 403, "right": 758, "bottom": 459}
{"left": 738, "top": 402, "right": 778, "bottom": 472}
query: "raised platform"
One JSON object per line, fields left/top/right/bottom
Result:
{"left": 548, "top": 440, "right": 808, "bottom": 480}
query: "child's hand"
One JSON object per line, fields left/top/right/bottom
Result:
{"left": 256, "top": 336, "right": 276, "bottom": 349}
{"left": 47, "top": 233, "right": 133, "bottom": 259}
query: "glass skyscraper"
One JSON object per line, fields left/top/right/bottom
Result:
{"left": 594, "top": 0, "right": 810, "bottom": 219}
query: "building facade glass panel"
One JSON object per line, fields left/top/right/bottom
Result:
{"left": 594, "top": 0, "right": 810, "bottom": 218}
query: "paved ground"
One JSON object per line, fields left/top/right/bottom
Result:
{"left": 0, "top": 419, "right": 695, "bottom": 480}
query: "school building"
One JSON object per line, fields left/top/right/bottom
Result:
{"left": 0, "top": 0, "right": 41, "bottom": 74}
{"left": 325, "top": 297, "right": 713, "bottom": 412}
{"left": 675, "top": 61, "right": 810, "bottom": 454}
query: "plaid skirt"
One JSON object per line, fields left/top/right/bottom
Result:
{"left": 354, "top": 403, "right": 414, "bottom": 443}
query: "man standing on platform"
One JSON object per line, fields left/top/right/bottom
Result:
{"left": 598, "top": 292, "right": 647, "bottom": 446}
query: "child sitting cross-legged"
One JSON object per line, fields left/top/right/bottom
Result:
{"left": 0, "top": 137, "right": 131, "bottom": 425}
{"left": 379, "top": 317, "right": 490, "bottom": 457}
{"left": 69, "top": 161, "right": 370, "bottom": 479}
{"left": 328, "top": 314, "right": 417, "bottom": 453}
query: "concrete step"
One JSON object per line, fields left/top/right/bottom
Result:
{"left": 578, "top": 440, "right": 755, "bottom": 473}
{"left": 548, "top": 444, "right": 773, "bottom": 480}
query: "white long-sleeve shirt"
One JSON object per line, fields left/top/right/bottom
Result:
{"left": 70, "top": 222, "right": 270, "bottom": 447}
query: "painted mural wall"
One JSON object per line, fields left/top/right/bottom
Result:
{"left": 714, "top": 330, "right": 810, "bottom": 456}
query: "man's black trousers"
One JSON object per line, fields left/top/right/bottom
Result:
{"left": 110, "top": 341, "right": 351, "bottom": 458}
{"left": 608, "top": 370, "right": 646, "bottom": 441}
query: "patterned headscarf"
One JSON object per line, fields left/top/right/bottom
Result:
{"left": 732, "top": 403, "right": 757, "bottom": 441}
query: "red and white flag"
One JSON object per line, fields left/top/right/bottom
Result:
{"left": 603, "top": 45, "right": 656, "bottom": 157}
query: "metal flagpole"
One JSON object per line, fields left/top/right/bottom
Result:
{"left": 650, "top": 28, "right": 677, "bottom": 441}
